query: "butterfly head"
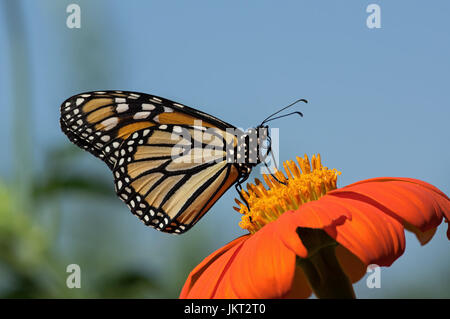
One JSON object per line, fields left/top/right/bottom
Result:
{"left": 235, "top": 99, "right": 308, "bottom": 188}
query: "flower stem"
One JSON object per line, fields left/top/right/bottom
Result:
{"left": 296, "top": 227, "right": 355, "bottom": 299}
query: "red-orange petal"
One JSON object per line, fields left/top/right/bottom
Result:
{"left": 217, "top": 222, "right": 296, "bottom": 298}
{"left": 331, "top": 177, "right": 450, "bottom": 240}
{"left": 181, "top": 177, "right": 450, "bottom": 299}
{"left": 324, "top": 194, "right": 406, "bottom": 266}
{"left": 273, "top": 195, "right": 351, "bottom": 258}
{"left": 347, "top": 177, "right": 450, "bottom": 202}
{"left": 282, "top": 265, "right": 312, "bottom": 299}
{"left": 180, "top": 235, "right": 248, "bottom": 298}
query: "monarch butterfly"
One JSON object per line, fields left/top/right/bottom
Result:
{"left": 60, "top": 90, "right": 306, "bottom": 234}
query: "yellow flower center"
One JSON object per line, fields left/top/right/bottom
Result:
{"left": 234, "top": 154, "right": 341, "bottom": 234}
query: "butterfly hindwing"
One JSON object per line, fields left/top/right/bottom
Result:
{"left": 112, "top": 125, "right": 240, "bottom": 234}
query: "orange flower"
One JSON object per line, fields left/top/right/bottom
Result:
{"left": 179, "top": 154, "right": 450, "bottom": 299}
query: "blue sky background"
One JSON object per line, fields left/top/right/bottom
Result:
{"left": 0, "top": 0, "right": 449, "bottom": 298}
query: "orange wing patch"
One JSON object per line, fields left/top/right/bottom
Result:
{"left": 131, "top": 172, "right": 164, "bottom": 195}
{"left": 145, "top": 175, "right": 185, "bottom": 208}
{"left": 86, "top": 106, "right": 114, "bottom": 124}
{"left": 117, "top": 122, "right": 155, "bottom": 140}
{"left": 82, "top": 98, "right": 113, "bottom": 113}
{"left": 127, "top": 160, "right": 167, "bottom": 179}
{"left": 158, "top": 112, "right": 218, "bottom": 128}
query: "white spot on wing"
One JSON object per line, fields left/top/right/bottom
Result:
{"left": 116, "top": 103, "right": 129, "bottom": 113}
{"left": 100, "top": 117, "right": 119, "bottom": 130}
{"left": 150, "top": 97, "right": 162, "bottom": 103}
{"left": 141, "top": 103, "right": 155, "bottom": 110}
{"left": 134, "top": 112, "right": 151, "bottom": 119}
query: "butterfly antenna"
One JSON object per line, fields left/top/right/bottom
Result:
{"left": 261, "top": 111, "right": 303, "bottom": 124}
{"left": 261, "top": 99, "right": 308, "bottom": 125}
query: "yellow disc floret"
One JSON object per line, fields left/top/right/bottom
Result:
{"left": 234, "top": 154, "right": 341, "bottom": 234}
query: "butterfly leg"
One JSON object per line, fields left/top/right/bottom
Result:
{"left": 235, "top": 173, "right": 251, "bottom": 210}
{"left": 262, "top": 137, "right": 287, "bottom": 186}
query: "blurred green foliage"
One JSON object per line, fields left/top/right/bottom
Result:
{"left": 0, "top": 148, "right": 165, "bottom": 298}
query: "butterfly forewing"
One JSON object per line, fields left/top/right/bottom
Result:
{"left": 60, "top": 91, "right": 235, "bottom": 169}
